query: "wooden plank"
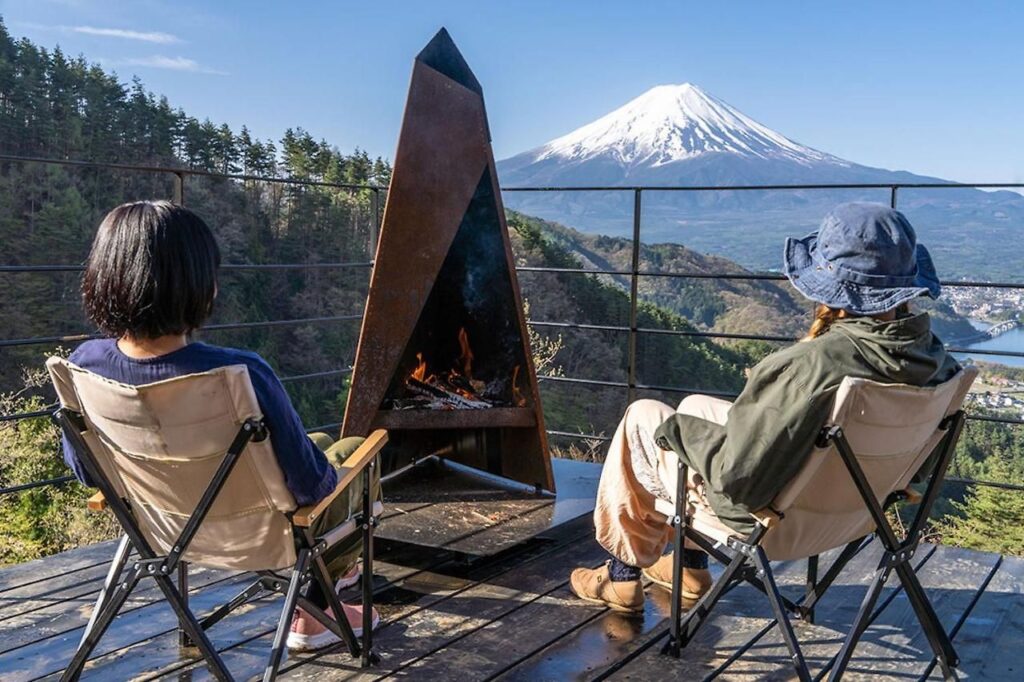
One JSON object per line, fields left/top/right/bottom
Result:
{"left": 935, "top": 553, "right": 1024, "bottom": 680}
{"left": 497, "top": 546, "right": 824, "bottom": 682}
{"left": 290, "top": 533, "right": 610, "bottom": 681}
{"left": 153, "top": 521, "right": 600, "bottom": 681}
{"left": 0, "top": 567, "right": 243, "bottom": 680}
{"left": 69, "top": 517, "right": 598, "bottom": 680}
{"left": 601, "top": 540, "right": 886, "bottom": 682}
{"left": 838, "top": 544, "right": 1000, "bottom": 681}
{"left": 34, "top": 559, "right": 428, "bottom": 682}
{"left": 0, "top": 563, "right": 113, "bottom": 625}
{"left": 702, "top": 543, "right": 996, "bottom": 681}
{"left": 701, "top": 541, "right": 898, "bottom": 681}
{"left": 0, "top": 539, "right": 119, "bottom": 593}
{"left": 397, "top": 584, "right": 607, "bottom": 680}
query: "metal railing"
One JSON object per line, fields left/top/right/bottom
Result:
{"left": 1, "top": 154, "right": 1023, "bottom": 496}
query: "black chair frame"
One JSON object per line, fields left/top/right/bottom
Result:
{"left": 661, "top": 409, "right": 966, "bottom": 682}
{"left": 54, "top": 407, "right": 379, "bottom": 682}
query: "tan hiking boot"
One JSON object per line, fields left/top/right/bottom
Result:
{"left": 570, "top": 562, "right": 644, "bottom": 613}
{"left": 642, "top": 553, "right": 713, "bottom": 600}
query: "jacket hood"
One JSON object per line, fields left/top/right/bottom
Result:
{"left": 830, "top": 312, "right": 951, "bottom": 385}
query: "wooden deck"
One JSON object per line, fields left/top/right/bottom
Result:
{"left": 1, "top": 461, "right": 1022, "bottom": 680}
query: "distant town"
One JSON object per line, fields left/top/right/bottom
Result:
{"left": 946, "top": 284, "right": 1024, "bottom": 324}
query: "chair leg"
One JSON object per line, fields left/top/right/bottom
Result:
{"left": 177, "top": 561, "right": 190, "bottom": 647}
{"left": 360, "top": 465, "right": 379, "bottom": 667}
{"left": 894, "top": 561, "right": 959, "bottom": 678}
{"left": 798, "top": 537, "right": 868, "bottom": 621}
{"left": 309, "top": 550, "right": 361, "bottom": 657}
{"left": 153, "top": 573, "right": 232, "bottom": 682}
{"left": 262, "top": 549, "right": 310, "bottom": 682}
{"left": 79, "top": 534, "right": 131, "bottom": 648}
{"left": 754, "top": 548, "right": 811, "bottom": 682}
{"left": 200, "top": 579, "right": 266, "bottom": 632}
{"left": 666, "top": 473, "right": 686, "bottom": 658}
{"left": 829, "top": 562, "right": 891, "bottom": 682}
{"left": 662, "top": 545, "right": 749, "bottom": 656}
{"left": 804, "top": 555, "right": 818, "bottom": 625}
{"left": 61, "top": 571, "right": 138, "bottom": 682}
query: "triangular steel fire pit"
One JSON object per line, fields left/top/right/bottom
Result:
{"left": 342, "top": 28, "right": 554, "bottom": 497}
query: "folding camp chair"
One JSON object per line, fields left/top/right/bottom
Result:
{"left": 660, "top": 368, "right": 977, "bottom": 682}
{"left": 47, "top": 357, "right": 388, "bottom": 682}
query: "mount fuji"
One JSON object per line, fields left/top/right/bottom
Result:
{"left": 497, "top": 84, "right": 1024, "bottom": 278}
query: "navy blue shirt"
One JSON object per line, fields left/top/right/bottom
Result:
{"left": 61, "top": 339, "right": 338, "bottom": 506}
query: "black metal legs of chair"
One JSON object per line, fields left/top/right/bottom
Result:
{"left": 360, "top": 459, "right": 378, "bottom": 667}
{"left": 664, "top": 456, "right": 688, "bottom": 657}
{"left": 79, "top": 534, "right": 131, "bottom": 648}
{"left": 823, "top": 415, "right": 964, "bottom": 681}
{"left": 752, "top": 545, "right": 811, "bottom": 682}
{"left": 60, "top": 553, "right": 230, "bottom": 682}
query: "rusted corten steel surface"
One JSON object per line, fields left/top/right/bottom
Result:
{"left": 342, "top": 28, "right": 553, "bottom": 492}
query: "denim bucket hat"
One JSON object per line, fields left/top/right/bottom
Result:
{"left": 783, "top": 202, "right": 941, "bottom": 315}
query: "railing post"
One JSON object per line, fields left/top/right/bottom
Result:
{"left": 173, "top": 171, "right": 185, "bottom": 205}
{"left": 890, "top": 186, "right": 898, "bottom": 209}
{"left": 627, "top": 188, "right": 642, "bottom": 405}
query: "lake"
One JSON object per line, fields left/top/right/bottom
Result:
{"left": 954, "top": 319, "right": 1024, "bottom": 368}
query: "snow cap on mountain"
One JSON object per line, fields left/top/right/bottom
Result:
{"left": 524, "top": 83, "right": 842, "bottom": 169}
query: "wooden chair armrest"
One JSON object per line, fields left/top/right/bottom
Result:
{"left": 292, "top": 430, "right": 388, "bottom": 527}
{"left": 87, "top": 491, "right": 107, "bottom": 512}
{"left": 751, "top": 507, "right": 782, "bottom": 530}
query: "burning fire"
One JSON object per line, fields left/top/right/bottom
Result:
{"left": 396, "top": 327, "right": 527, "bottom": 410}
{"left": 412, "top": 352, "right": 428, "bottom": 382}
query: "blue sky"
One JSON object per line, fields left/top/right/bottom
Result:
{"left": 3, "top": 0, "right": 1023, "bottom": 184}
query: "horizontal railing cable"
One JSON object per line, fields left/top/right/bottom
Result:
{"left": 502, "top": 181, "right": 1024, "bottom": 192}
{"left": 0, "top": 474, "right": 77, "bottom": 496}
{"left": 0, "top": 153, "right": 383, "bottom": 192}
{"left": 538, "top": 373, "right": 1024, "bottom": 425}
{"left": 0, "top": 261, "right": 374, "bottom": 273}
{"left": 0, "top": 315, "right": 362, "bottom": 349}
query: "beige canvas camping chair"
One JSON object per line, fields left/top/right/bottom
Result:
{"left": 660, "top": 367, "right": 977, "bottom": 682}
{"left": 46, "top": 357, "right": 388, "bottom": 682}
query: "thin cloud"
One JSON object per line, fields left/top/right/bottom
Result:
{"left": 124, "top": 55, "right": 228, "bottom": 76}
{"left": 16, "top": 22, "right": 182, "bottom": 44}
{"left": 72, "top": 26, "right": 181, "bottom": 44}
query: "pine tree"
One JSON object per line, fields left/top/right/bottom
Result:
{"left": 942, "top": 458, "right": 1024, "bottom": 555}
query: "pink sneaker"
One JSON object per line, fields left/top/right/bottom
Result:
{"left": 286, "top": 601, "right": 380, "bottom": 651}
{"left": 335, "top": 563, "right": 361, "bottom": 590}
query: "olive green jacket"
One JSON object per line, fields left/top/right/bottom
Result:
{"left": 654, "top": 313, "right": 960, "bottom": 534}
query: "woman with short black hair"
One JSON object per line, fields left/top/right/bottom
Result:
{"left": 64, "top": 200, "right": 377, "bottom": 651}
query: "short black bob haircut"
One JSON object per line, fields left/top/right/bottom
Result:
{"left": 83, "top": 201, "right": 221, "bottom": 339}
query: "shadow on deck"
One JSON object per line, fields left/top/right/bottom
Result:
{"left": 1, "top": 458, "right": 1021, "bottom": 681}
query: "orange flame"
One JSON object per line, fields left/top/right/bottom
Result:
{"left": 411, "top": 352, "right": 428, "bottom": 382}
{"left": 457, "top": 327, "right": 474, "bottom": 379}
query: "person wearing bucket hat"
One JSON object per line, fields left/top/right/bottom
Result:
{"left": 784, "top": 202, "right": 941, "bottom": 316}
{"left": 570, "top": 202, "right": 961, "bottom": 614}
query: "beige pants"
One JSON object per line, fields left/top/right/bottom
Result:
{"left": 594, "top": 395, "right": 735, "bottom": 568}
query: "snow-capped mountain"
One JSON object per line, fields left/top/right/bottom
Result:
{"left": 507, "top": 83, "right": 841, "bottom": 172}
{"left": 497, "top": 83, "right": 902, "bottom": 188}
{"left": 497, "top": 83, "right": 1024, "bottom": 278}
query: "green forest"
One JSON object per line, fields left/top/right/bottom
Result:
{"left": 1, "top": 18, "right": 1023, "bottom": 565}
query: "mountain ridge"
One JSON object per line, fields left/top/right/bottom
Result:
{"left": 497, "top": 83, "right": 1024, "bottom": 279}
